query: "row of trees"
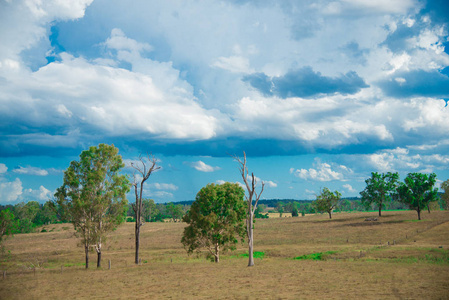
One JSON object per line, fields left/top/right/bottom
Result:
{"left": 313, "top": 172, "right": 444, "bottom": 220}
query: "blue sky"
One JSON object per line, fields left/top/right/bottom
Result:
{"left": 1, "top": 0, "right": 449, "bottom": 204}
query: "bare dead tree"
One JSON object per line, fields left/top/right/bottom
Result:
{"left": 233, "top": 151, "right": 264, "bottom": 267}
{"left": 130, "top": 154, "right": 160, "bottom": 265}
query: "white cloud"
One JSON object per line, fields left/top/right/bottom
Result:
{"left": 0, "top": 163, "right": 7, "bottom": 174}
{"left": 104, "top": 28, "right": 153, "bottom": 54}
{"left": 0, "top": 178, "right": 23, "bottom": 202}
{"left": 212, "top": 56, "right": 254, "bottom": 73}
{"left": 151, "top": 183, "right": 178, "bottom": 191}
{"left": 13, "top": 166, "right": 48, "bottom": 176}
{"left": 188, "top": 161, "right": 221, "bottom": 172}
{"left": 264, "top": 180, "right": 277, "bottom": 188}
{"left": 24, "top": 185, "right": 52, "bottom": 201}
{"left": 343, "top": 184, "right": 356, "bottom": 192}
{"left": 291, "top": 161, "right": 348, "bottom": 182}
{"left": 152, "top": 191, "right": 174, "bottom": 199}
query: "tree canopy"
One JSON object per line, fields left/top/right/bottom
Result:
{"left": 312, "top": 187, "right": 341, "bottom": 219}
{"left": 396, "top": 173, "right": 438, "bottom": 220}
{"left": 55, "top": 143, "right": 129, "bottom": 268}
{"left": 360, "top": 172, "right": 399, "bottom": 217}
{"left": 181, "top": 182, "right": 246, "bottom": 263}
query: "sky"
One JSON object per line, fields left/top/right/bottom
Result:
{"left": 1, "top": 0, "right": 449, "bottom": 204}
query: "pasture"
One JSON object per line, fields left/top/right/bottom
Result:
{"left": 1, "top": 210, "right": 448, "bottom": 299}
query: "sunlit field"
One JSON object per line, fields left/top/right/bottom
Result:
{"left": 1, "top": 210, "right": 448, "bottom": 299}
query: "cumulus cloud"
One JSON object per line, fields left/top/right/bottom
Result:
{"left": 0, "top": 163, "right": 7, "bottom": 174}
{"left": 290, "top": 160, "right": 351, "bottom": 182}
{"left": 188, "top": 161, "right": 221, "bottom": 172}
{"left": 13, "top": 166, "right": 49, "bottom": 176}
{"left": 243, "top": 67, "right": 368, "bottom": 98}
{"left": 264, "top": 180, "right": 277, "bottom": 188}
{"left": 23, "top": 185, "right": 52, "bottom": 201}
{"left": 0, "top": 178, "right": 23, "bottom": 202}
{"left": 343, "top": 184, "right": 356, "bottom": 192}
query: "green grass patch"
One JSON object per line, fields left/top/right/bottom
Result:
{"left": 240, "top": 251, "right": 265, "bottom": 259}
{"left": 294, "top": 251, "right": 338, "bottom": 261}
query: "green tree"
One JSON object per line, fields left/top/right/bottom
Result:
{"left": 167, "top": 203, "right": 184, "bottom": 222}
{"left": 360, "top": 172, "right": 399, "bottom": 217}
{"left": 255, "top": 204, "right": 268, "bottom": 218}
{"left": 396, "top": 173, "right": 438, "bottom": 220}
{"left": 340, "top": 199, "right": 351, "bottom": 212}
{"left": 441, "top": 179, "right": 449, "bottom": 210}
{"left": 276, "top": 201, "right": 284, "bottom": 217}
{"left": 142, "top": 198, "right": 159, "bottom": 222}
{"left": 34, "top": 201, "right": 58, "bottom": 226}
{"left": 55, "top": 144, "right": 129, "bottom": 268}
{"left": 312, "top": 188, "right": 341, "bottom": 219}
{"left": 181, "top": 182, "right": 246, "bottom": 263}
{"left": 0, "top": 209, "right": 18, "bottom": 245}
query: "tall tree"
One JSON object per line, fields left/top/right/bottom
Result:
{"left": 142, "top": 198, "right": 159, "bottom": 222}
{"left": 360, "top": 172, "right": 399, "bottom": 217}
{"left": 276, "top": 201, "right": 284, "bottom": 217}
{"left": 181, "top": 182, "right": 246, "bottom": 263}
{"left": 234, "top": 152, "right": 265, "bottom": 267}
{"left": 313, "top": 187, "right": 341, "bottom": 219}
{"left": 396, "top": 173, "right": 438, "bottom": 220}
{"left": 0, "top": 209, "right": 18, "bottom": 245}
{"left": 130, "top": 154, "right": 160, "bottom": 265}
{"left": 441, "top": 179, "right": 449, "bottom": 210}
{"left": 55, "top": 144, "right": 129, "bottom": 268}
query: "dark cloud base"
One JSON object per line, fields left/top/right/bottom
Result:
{"left": 0, "top": 134, "right": 400, "bottom": 159}
{"left": 378, "top": 69, "right": 449, "bottom": 98}
{"left": 242, "top": 66, "right": 368, "bottom": 98}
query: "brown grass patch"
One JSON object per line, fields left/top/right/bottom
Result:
{"left": 1, "top": 210, "right": 448, "bottom": 299}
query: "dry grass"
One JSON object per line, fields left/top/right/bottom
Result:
{"left": 1, "top": 210, "right": 448, "bottom": 299}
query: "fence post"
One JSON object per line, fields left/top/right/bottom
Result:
{"left": 108, "top": 259, "right": 111, "bottom": 270}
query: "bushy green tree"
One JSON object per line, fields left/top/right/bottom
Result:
{"left": 396, "top": 173, "right": 438, "bottom": 220}
{"left": 167, "top": 202, "right": 184, "bottom": 222}
{"left": 312, "top": 188, "right": 341, "bottom": 219}
{"left": 181, "top": 182, "right": 246, "bottom": 263}
{"left": 142, "top": 198, "right": 159, "bottom": 222}
{"left": 360, "top": 172, "right": 399, "bottom": 217}
{"left": 0, "top": 209, "right": 18, "bottom": 244}
{"left": 55, "top": 144, "right": 129, "bottom": 268}
{"left": 276, "top": 201, "right": 284, "bottom": 217}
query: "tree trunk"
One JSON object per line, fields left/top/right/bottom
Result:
{"left": 135, "top": 222, "right": 140, "bottom": 264}
{"left": 214, "top": 243, "right": 220, "bottom": 263}
{"left": 378, "top": 205, "right": 382, "bottom": 217}
{"left": 247, "top": 213, "right": 254, "bottom": 267}
{"left": 328, "top": 211, "right": 332, "bottom": 219}
{"left": 85, "top": 245, "right": 89, "bottom": 269}
{"left": 427, "top": 205, "right": 431, "bottom": 213}
{"left": 97, "top": 251, "right": 101, "bottom": 268}
{"left": 417, "top": 207, "right": 421, "bottom": 220}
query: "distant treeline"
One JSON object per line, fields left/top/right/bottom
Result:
{"left": 0, "top": 195, "right": 446, "bottom": 234}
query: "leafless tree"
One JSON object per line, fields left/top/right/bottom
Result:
{"left": 233, "top": 152, "right": 264, "bottom": 267}
{"left": 130, "top": 154, "right": 160, "bottom": 265}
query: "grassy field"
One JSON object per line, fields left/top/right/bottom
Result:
{"left": 1, "top": 210, "right": 448, "bottom": 299}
